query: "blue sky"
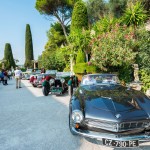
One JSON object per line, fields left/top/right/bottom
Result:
{"left": 0, "top": 0, "right": 52, "bottom": 64}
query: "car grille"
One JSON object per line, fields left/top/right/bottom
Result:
{"left": 85, "top": 119, "right": 118, "bottom": 132}
{"left": 119, "top": 121, "right": 149, "bottom": 131}
{"left": 85, "top": 119, "right": 150, "bottom": 132}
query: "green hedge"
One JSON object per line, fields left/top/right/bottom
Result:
{"left": 73, "top": 63, "right": 98, "bottom": 74}
{"left": 76, "top": 50, "right": 86, "bottom": 63}
{"left": 140, "top": 69, "right": 150, "bottom": 92}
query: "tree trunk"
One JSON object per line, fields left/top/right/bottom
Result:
{"left": 54, "top": 12, "right": 69, "bottom": 43}
{"left": 85, "top": 53, "right": 88, "bottom": 62}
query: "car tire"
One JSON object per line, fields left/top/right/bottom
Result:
{"left": 33, "top": 84, "right": 37, "bottom": 87}
{"left": 42, "top": 86, "right": 49, "bottom": 96}
{"left": 69, "top": 111, "right": 77, "bottom": 135}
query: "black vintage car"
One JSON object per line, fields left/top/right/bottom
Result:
{"left": 42, "top": 72, "right": 70, "bottom": 96}
{"left": 50, "top": 72, "right": 71, "bottom": 95}
{"left": 69, "top": 74, "right": 150, "bottom": 148}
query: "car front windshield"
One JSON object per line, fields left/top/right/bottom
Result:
{"left": 81, "top": 74, "right": 120, "bottom": 85}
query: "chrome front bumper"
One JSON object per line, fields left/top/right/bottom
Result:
{"left": 71, "top": 127, "right": 150, "bottom": 141}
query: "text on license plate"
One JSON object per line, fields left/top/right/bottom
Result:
{"left": 102, "top": 138, "right": 139, "bottom": 147}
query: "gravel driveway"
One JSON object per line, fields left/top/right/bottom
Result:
{"left": 0, "top": 79, "right": 150, "bottom": 150}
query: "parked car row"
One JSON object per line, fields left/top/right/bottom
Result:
{"left": 26, "top": 70, "right": 74, "bottom": 96}
{"left": 24, "top": 71, "right": 150, "bottom": 147}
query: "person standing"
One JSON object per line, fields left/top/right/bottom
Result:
{"left": 73, "top": 75, "right": 78, "bottom": 87}
{"left": 68, "top": 76, "right": 73, "bottom": 97}
{"left": 8, "top": 70, "right": 12, "bottom": 80}
{"left": 14, "top": 67, "right": 22, "bottom": 89}
{"left": 0, "top": 70, "right": 4, "bottom": 85}
{"left": 3, "top": 70, "right": 8, "bottom": 85}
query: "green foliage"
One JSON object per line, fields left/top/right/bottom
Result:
{"left": 135, "top": 28, "right": 150, "bottom": 71}
{"left": 24, "top": 60, "right": 33, "bottom": 69}
{"left": 35, "top": 0, "right": 76, "bottom": 15}
{"left": 90, "top": 24, "right": 136, "bottom": 71}
{"left": 63, "top": 63, "right": 70, "bottom": 72}
{"left": 68, "top": 29, "right": 91, "bottom": 62}
{"left": 109, "top": 0, "right": 127, "bottom": 18}
{"left": 24, "top": 24, "right": 34, "bottom": 68}
{"left": 38, "top": 22, "right": 68, "bottom": 71}
{"left": 93, "top": 15, "right": 120, "bottom": 35}
{"left": 40, "top": 49, "right": 66, "bottom": 71}
{"left": 122, "top": 2, "right": 148, "bottom": 28}
{"left": 4, "top": 43, "right": 15, "bottom": 69}
{"left": 118, "top": 64, "right": 133, "bottom": 83}
{"left": 73, "top": 62, "right": 97, "bottom": 74}
{"left": 46, "top": 22, "right": 68, "bottom": 48}
{"left": 76, "top": 50, "right": 86, "bottom": 63}
{"left": 86, "top": 0, "right": 108, "bottom": 24}
{"left": 142, "top": 0, "right": 150, "bottom": 15}
{"left": 37, "top": 55, "right": 42, "bottom": 69}
{"left": 140, "top": 69, "right": 150, "bottom": 92}
{"left": 35, "top": 0, "right": 78, "bottom": 41}
{"left": 71, "top": 1, "right": 88, "bottom": 32}
{"left": 126, "top": 0, "right": 150, "bottom": 15}
{"left": 21, "top": 68, "right": 26, "bottom": 72}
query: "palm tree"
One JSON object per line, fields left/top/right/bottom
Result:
{"left": 122, "top": 2, "right": 148, "bottom": 29}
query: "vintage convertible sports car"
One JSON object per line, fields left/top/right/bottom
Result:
{"left": 69, "top": 74, "right": 150, "bottom": 148}
{"left": 50, "top": 72, "right": 70, "bottom": 95}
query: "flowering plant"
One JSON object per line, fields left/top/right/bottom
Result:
{"left": 90, "top": 24, "right": 136, "bottom": 71}
{"left": 87, "top": 61, "right": 92, "bottom": 66}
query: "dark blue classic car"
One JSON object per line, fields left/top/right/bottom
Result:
{"left": 69, "top": 74, "right": 150, "bottom": 148}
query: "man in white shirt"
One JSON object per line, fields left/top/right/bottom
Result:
{"left": 14, "top": 67, "right": 22, "bottom": 89}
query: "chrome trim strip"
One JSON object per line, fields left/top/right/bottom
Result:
{"left": 71, "top": 127, "right": 150, "bottom": 141}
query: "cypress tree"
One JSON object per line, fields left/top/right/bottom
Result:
{"left": 24, "top": 24, "right": 34, "bottom": 68}
{"left": 4, "top": 43, "right": 15, "bottom": 69}
{"left": 71, "top": 1, "right": 88, "bottom": 32}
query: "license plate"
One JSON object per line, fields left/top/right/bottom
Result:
{"left": 102, "top": 138, "right": 139, "bottom": 147}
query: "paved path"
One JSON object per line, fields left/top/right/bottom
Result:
{"left": 0, "top": 79, "right": 150, "bottom": 150}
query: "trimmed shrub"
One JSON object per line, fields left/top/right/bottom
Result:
{"left": 76, "top": 50, "right": 86, "bottom": 63}
{"left": 4, "top": 43, "right": 15, "bottom": 69}
{"left": 71, "top": 1, "right": 88, "bottom": 32}
{"left": 24, "top": 24, "right": 34, "bottom": 68}
{"left": 73, "top": 62, "right": 97, "bottom": 74}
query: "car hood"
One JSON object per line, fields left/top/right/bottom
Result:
{"left": 79, "top": 85, "right": 150, "bottom": 122}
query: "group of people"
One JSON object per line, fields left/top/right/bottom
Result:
{"left": 0, "top": 69, "right": 12, "bottom": 85}
{"left": 0, "top": 67, "right": 22, "bottom": 89}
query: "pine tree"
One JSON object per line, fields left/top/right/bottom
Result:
{"left": 24, "top": 24, "right": 34, "bottom": 68}
{"left": 4, "top": 43, "right": 15, "bottom": 69}
{"left": 71, "top": 1, "right": 88, "bottom": 32}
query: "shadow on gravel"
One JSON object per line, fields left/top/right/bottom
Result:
{"left": 0, "top": 79, "right": 82, "bottom": 150}
{"left": 9, "top": 80, "right": 149, "bottom": 150}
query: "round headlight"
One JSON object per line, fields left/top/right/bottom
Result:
{"left": 50, "top": 79, "right": 55, "bottom": 84}
{"left": 60, "top": 78, "right": 65, "bottom": 83}
{"left": 72, "top": 110, "right": 83, "bottom": 123}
